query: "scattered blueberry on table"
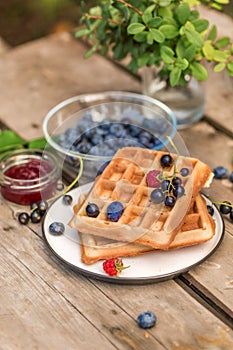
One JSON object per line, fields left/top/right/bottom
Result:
{"left": 137, "top": 311, "right": 157, "bottom": 329}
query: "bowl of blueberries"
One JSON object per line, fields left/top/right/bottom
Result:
{"left": 43, "top": 91, "right": 177, "bottom": 184}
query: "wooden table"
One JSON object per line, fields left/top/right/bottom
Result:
{"left": 0, "top": 9, "right": 233, "bottom": 349}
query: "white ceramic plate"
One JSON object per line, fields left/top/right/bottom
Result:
{"left": 42, "top": 183, "right": 224, "bottom": 284}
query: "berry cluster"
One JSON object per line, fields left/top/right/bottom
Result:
{"left": 18, "top": 194, "right": 73, "bottom": 226}
{"left": 147, "top": 154, "right": 188, "bottom": 207}
{"left": 86, "top": 201, "right": 124, "bottom": 222}
{"left": 57, "top": 110, "right": 170, "bottom": 159}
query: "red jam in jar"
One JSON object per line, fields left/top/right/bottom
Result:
{"left": 0, "top": 149, "right": 60, "bottom": 205}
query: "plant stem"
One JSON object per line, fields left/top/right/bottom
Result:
{"left": 116, "top": 0, "right": 143, "bottom": 15}
{"left": 85, "top": 14, "right": 121, "bottom": 25}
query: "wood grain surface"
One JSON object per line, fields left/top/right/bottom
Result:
{"left": 0, "top": 9, "right": 232, "bottom": 349}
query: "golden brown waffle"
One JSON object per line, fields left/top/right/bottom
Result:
{"left": 69, "top": 147, "right": 213, "bottom": 250}
{"left": 77, "top": 194, "right": 215, "bottom": 264}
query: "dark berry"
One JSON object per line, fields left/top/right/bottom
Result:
{"left": 86, "top": 203, "right": 100, "bottom": 218}
{"left": 161, "top": 179, "right": 171, "bottom": 192}
{"left": 230, "top": 211, "right": 233, "bottom": 222}
{"left": 18, "top": 212, "right": 30, "bottom": 225}
{"left": 165, "top": 196, "right": 176, "bottom": 207}
{"left": 49, "top": 222, "right": 65, "bottom": 235}
{"left": 151, "top": 189, "right": 165, "bottom": 204}
{"left": 213, "top": 166, "right": 227, "bottom": 179}
{"left": 62, "top": 194, "right": 73, "bottom": 205}
{"left": 30, "top": 203, "right": 38, "bottom": 211}
{"left": 106, "top": 201, "right": 124, "bottom": 222}
{"left": 229, "top": 172, "right": 233, "bottom": 183}
{"left": 180, "top": 168, "right": 189, "bottom": 177}
{"left": 173, "top": 185, "right": 185, "bottom": 198}
{"left": 160, "top": 154, "right": 173, "bottom": 167}
{"left": 37, "top": 200, "right": 48, "bottom": 215}
{"left": 172, "top": 177, "right": 182, "bottom": 187}
{"left": 220, "top": 201, "right": 232, "bottom": 215}
{"left": 137, "top": 311, "right": 157, "bottom": 329}
{"left": 207, "top": 205, "right": 214, "bottom": 216}
{"left": 30, "top": 210, "right": 42, "bottom": 223}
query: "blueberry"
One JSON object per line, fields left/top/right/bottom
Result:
{"left": 151, "top": 189, "right": 165, "bottom": 204}
{"left": 139, "top": 131, "right": 152, "bottom": 142}
{"left": 213, "top": 166, "right": 227, "bottom": 179}
{"left": 229, "top": 172, "right": 233, "bottom": 183}
{"left": 96, "top": 161, "right": 111, "bottom": 177}
{"left": 160, "top": 154, "right": 173, "bottom": 167}
{"left": 30, "top": 202, "right": 38, "bottom": 211}
{"left": 86, "top": 203, "right": 100, "bottom": 218}
{"left": 49, "top": 222, "right": 65, "bottom": 235}
{"left": 18, "top": 212, "right": 30, "bottom": 225}
{"left": 128, "top": 124, "right": 141, "bottom": 137}
{"left": 37, "top": 200, "right": 48, "bottom": 215}
{"left": 180, "top": 167, "right": 189, "bottom": 177}
{"left": 91, "top": 133, "right": 103, "bottom": 146}
{"left": 76, "top": 142, "right": 91, "bottom": 154}
{"left": 137, "top": 311, "right": 157, "bottom": 329}
{"left": 30, "top": 210, "right": 42, "bottom": 223}
{"left": 161, "top": 179, "right": 171, "bottom": 191}
{"left": 207, "top": 205, "right": 214, "bottom": 216}
{"left": 172, "top": 177, "right": 182, "bottom": 187}
{"left": 173, "top": 185, "right": 185, "bottom": 198}
{"left": 165, "top": 196, "right": 176, "bottom": 207}
{"left": 109, "top": 123, "right": 125, "bottom": 138}
{"left": 62, "top": 195, "right": 73, "bottom": 205}
{"left": 106, "top": 201, "right": 124, "bottom": 222}
{"left": 220, "top": 201, "right": 232, "bottom": 214}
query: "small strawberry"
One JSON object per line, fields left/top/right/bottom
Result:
{"left": 103, "top": 257, "right": 129, "bottom": 277}
{"left": 146, "top": 170, "right": 161, "bottom": 188}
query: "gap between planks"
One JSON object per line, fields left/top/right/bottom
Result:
{"left": 176, "top": 274, "right": 233, "bottom": 330}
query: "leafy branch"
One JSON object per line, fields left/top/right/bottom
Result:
{"left": 75, "top": 0, "right": 233, "bottom": 87}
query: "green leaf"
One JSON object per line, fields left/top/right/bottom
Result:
{"left": 190, "top": 62, "right": 208, "bottom": 81}
{"left": 147, "top": 31, "right": 154, "bottom": 45}
{"left": 159, "top": 25, "right": 179, "bottom": 39}
{"left": 27, "top": 137, "right": 47, "bottom": 149}
{"left": 175, "top": 58, "right": 189, "bottom": 70}
{"left": 192, "top": 19, "right": 209, "bottom": 33}
{"left": 176, "top": 3, "right": 191, "bottom": 25}
{"left": 147, "top": 17, "right": 162, "bottom": 28}
{"left": 84, "top": 44, "right": 98, "bottom": 58}
{"left": 142, "top": 12, "right": 152, "bottom": 25}
{"left": 227, "top": 61, "right": 233, "bottom": 75}
{"left": 161, "top": 45, "right": 175, "bottom": 63}
{"left": 0, "top": 130, "right": 25, "bottom": 148}
{"left": 215, "top": 37, "right": 230, "bottom": 48}
{"left": 137, "top": 53, "right": 150, "bottom": 67}
{"left": 170, "top": 67, "right": 181, "bottom": 87}
{"left": 203, "top": 41, "right": 215, "bottom": 60}
{"left": 127, "top": 23, "right": 145, "bottom": 35}
{"left": 74, "top": 28, "right": 90, "bottom": 38}
{"left": 213, "top": 50, "right": 228, "bottom": 62}
{"left": 214, "top": 0, "right": 230, "bottom": 3}
{"left": 133, "top": 32, "right": 147, "bottom": 42}
{"left": 208, "top": 25, "right": 217, "bottom": 41}
{"left": 149, "top": 28, "right": 165, "bottom": 43}
{"left": 183, "top": 22, "right": 204, "bottom": 48}
{"left": 214, "top": 62, "right": 226, "bottom": 72}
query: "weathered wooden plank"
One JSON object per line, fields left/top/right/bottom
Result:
{"left": 0, "top": 33, "right": 140, "bottom": 141}
{"left": 1, "top": 197, "right": 233, "bottom": 350}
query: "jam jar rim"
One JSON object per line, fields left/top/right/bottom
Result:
{"left": 0, "top": 148, "right": 60, "bottom": 189}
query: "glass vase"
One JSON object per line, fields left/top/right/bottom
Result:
{"left": 141, "top": 66, "right": 205, "bottom": 129}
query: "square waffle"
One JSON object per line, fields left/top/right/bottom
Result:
{"left": 76, "top": 194, "right": 215, "bottom": 264}
{"left": 69, "top": 147, "right": 213, "bottom": 250}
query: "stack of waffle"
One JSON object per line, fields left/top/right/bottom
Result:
{"left": 69, "top": 147, "right": 215, "bottom": 264}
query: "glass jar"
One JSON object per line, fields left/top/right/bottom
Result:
{"left": 0, "top": 149, "right": 60, "bottom": 205}
{"left": 141, "top": 66, "right": 205, "bottom": 129}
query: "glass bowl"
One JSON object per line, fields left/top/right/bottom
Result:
{"left": 42, "top": 91, "right": 177, "bottom": 184}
